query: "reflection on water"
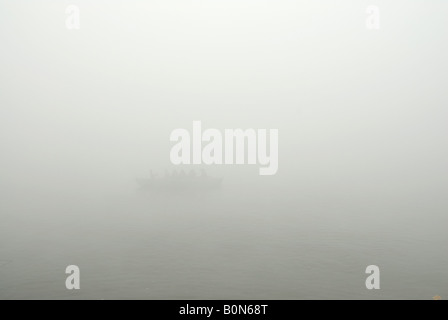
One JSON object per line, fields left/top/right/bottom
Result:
{"left": 0, "top": 182, "right": 447, "bottom": 300}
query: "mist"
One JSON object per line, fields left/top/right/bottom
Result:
{"left": 1, "top": 0, "right": 447, "bottom": 299}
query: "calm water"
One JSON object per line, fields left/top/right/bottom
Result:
{"left": 1, "top": 180, "right": 447, "bottom": 300}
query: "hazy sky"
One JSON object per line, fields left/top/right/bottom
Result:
{"left": 1, "top": 1, "right": 447, "bottom": 196}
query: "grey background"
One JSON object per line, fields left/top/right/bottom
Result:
{"left": 0, "top": 0, "right": 447, "bottom": 299}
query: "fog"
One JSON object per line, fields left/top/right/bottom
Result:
{"left": 1, "top": 0, "right": 448, "bottom": 299}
